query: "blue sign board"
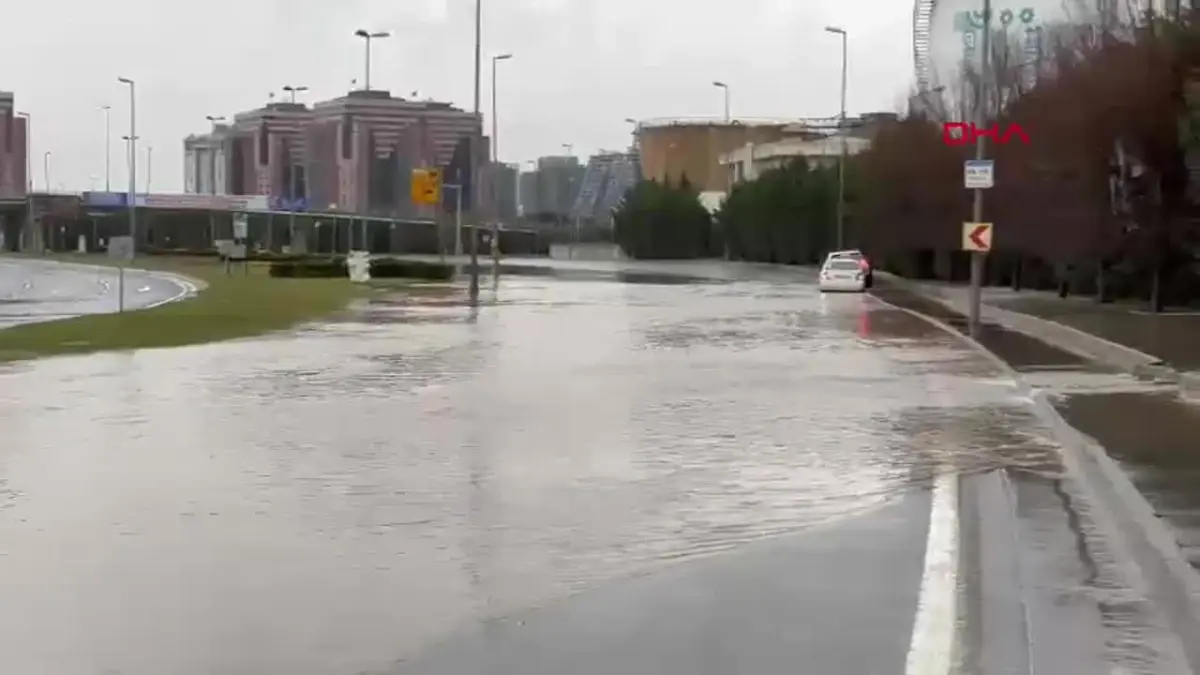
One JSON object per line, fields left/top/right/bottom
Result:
{"left": 270, "top": 196, "right": 309, "bottom": 212}
{"left": 82, "top": 191, "right": 127, "bottom": 207}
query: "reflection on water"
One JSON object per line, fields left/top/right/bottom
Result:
{"left": 0, "top": 274, "right": 1055, "bottom": 674}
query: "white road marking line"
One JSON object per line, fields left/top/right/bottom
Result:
{"left": 905, "top": 468, "right": 959, "bottom": 675}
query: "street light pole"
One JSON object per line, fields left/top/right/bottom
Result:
{"left": 490, "top": 53, "right": 512, "bottom": 280}
{"left": 118, "top": 76, "right": 137, "bottom": 261}
{"left": 42, "top": 151, "right": 50, "bottom": 193}
{"left": 820, "top": 25, "right": 849, "bottom": 249}
{"left": 101, "top": 105, "right": 112, "bottom": 191}
{"left": 491, "top": 54, "right": 512, "bottom": 163}
{"left": 712, "top": 81, "right": 730, "bottom": 122}
{"left": 468, "top": 0, "right": 483, "bottom": 304}
{"left": 967, "top": 0, "right": 992, "bottom": 337}
{"left": 354, "top": 29, "right": 391, "bottom": 91}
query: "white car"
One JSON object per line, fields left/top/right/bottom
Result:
{"left": 824, "top": 249, "right": 872, "bottom": 287}
{"left": 819, "top": 257, "right": 867, "bottom": 293}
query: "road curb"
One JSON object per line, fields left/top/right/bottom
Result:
{"left": 889, "top": 273, "right": 1195, "bottom": 393}
{"left": 0, "top": 256, "right": 203, "bottom": 313}
{"left": 872, "top": 277, "right": 1200, "bottom": 672}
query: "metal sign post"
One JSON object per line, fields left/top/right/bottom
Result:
{"left": 967, "top": 0, "right": 993, "bottom": 338}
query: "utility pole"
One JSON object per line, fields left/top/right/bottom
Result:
{"left": 469, "top": 0, "right": 483, "bottom": 304}
{"left": 967, "top": 0, "right": 992, "bottom": 337}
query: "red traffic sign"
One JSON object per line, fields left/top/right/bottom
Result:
{"left": 962, "top": 222, "right": 993, "bottom": 252}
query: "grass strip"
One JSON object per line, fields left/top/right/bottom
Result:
{"left": 0, "top": 254, "right": 407, "bottom": 362}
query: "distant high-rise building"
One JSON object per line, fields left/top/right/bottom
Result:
{"left": 483, "top": 162, "right": 518, "bottom": 221}
{"left": 520, "top": 155, "right": 584, "bottom": 221}
{"left": 182, "top": 90, "right": 482, "bottom": 217}
{"left": 518, "top": 169, "right": 539, "bottom": 216}
{"left": 183, "top": 123, "right": 231, "bottom": 195}
{"left": 570, "top": 152, "right": 640, "bottom": 226}
{"left": 0, "top": 92, "right": 26, "bottom": 201}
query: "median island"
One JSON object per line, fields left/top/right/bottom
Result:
{"left": 0, "top": 253, "right": 453, "bottom": 363}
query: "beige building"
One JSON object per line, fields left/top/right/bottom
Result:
{"left": 720, "top": 134, "right": 872, "bottom": 184}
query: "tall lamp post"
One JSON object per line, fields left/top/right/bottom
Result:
{"left": 490, "top": 53, "right": 513, "bottom": 279}
{"left": 42, "top": 151, "right": 50, "bottom": 192}
{"left": 354, "top": 29, "right": 391, "bottom": 91}
{"left": 491, "top": 54, "right": 513, "bottom": 163}
{"left": 825, "top": 26, "right": 848, "bottom": 250}
{"left": 101, "top": 105, "right": 112, "bottom": 191}
{"left": 712, "top": 81, "right": 731, "bottom": 122}
{"left": 118, "top": 76, "right": 137, "bottom": 261}
{"left": 468, "top": 0, "right": 483, "bottom": 303}
{"left": 282, "top": 85, "right": 308, "bottom": 103}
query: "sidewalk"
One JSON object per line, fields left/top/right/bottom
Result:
{"left": 873, "top": 276, "right": 1200, "bottom": 579}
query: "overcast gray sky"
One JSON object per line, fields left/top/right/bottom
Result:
{"left": 2, "top": 0, "right": 915, "bottom": 193}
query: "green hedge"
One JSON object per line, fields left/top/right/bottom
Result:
{"left": 368, "top": 258, "right": 454, "bottom": 280}
{"left": 267, "top": 259, "right": 347, "bottom": 278}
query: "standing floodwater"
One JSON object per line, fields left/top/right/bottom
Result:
{"left": 0, "top": 268, "right": 1075, "bottom": 674}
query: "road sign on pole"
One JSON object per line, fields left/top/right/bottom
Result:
{"left": 962, "top": 222, "right": 993, "bottom": 252}
{"left": 963, "top": 160, "right": 994, "bottom": 189}
{"left": 411, "top": 168, "right": 442, "bottom": 206}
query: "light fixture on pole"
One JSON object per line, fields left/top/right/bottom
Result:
{"left": 824, "top": 26, "right": 848, "bottom": 250}
{"left": 118, "top": 76, "right": 137, "bottom": 261}
{"left": 354, "top": 29, "right": 391, "bottom": 91}
{"left": 712, "top": 81, "right": 730, "bottom": 122}
{"left": 282, "top": 85, "right": 308, "bottom": 103}
{"left": 101, "top": 105, "right": 112, "bottom": 191}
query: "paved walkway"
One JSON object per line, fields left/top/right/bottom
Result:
{"left": 991, "top": 292, "right": 1200, "bottom": 372}
{"left": 879, "top": 276, "right": 1200, "bottom": 578}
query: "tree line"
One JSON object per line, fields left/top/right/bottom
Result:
{"left": 612, "top": 8, "right": 1200, "bottom": 308}
{"left": 613, "top": 160, "right": 848, "bottom": 264}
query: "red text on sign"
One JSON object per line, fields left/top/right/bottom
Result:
{"left": 943, "top": 122, "right": 1030, "bottom": 146}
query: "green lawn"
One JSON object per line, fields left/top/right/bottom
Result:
{"left": 0, "top": 254, "right": 427, "bottom": 362}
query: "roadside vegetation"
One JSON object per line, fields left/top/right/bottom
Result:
{"left": 0, "top": 254, "right": 454, "bottom": 362}
{"left": 612, "top": 164, "right": 846, "bottom": 263}
{"left": 857, "top": 7, "right": 1200, "bottom": 309}
{"left": 612, "top": 8, "right": 1200, "bottom": 309}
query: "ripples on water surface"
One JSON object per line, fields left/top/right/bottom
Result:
{"left": 0, "top": 274, "right": 1061, "bottom": 674}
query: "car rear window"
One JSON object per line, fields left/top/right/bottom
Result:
{"left": 827, "top": 260, "right": 861, "bottom": 271}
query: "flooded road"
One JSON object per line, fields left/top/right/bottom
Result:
{"left": 0, "top": 265, "right": 1178, "bottom": 674}
{"left": 0, "top": 257, "right": 189, "bottom": 327}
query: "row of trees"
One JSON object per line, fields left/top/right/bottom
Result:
{"left": 857, "top": 9, "right": 1200, "bottom": 305}
{"left": 613, "top": 8, "right": 1200, "bottom": 307}
{"left": 613, "top": 161, "right": 845, "bottom": 264}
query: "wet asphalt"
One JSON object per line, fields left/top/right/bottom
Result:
{"left": 0, "top": 260, "right": 1187, "bottom": 674}
{"left": 0, "top": 257, "right": 186, "bottom": 328}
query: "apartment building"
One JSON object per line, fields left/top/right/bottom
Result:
{"left": 183, "top": 89, "right": 482, "bottom": 217}
{"left": 0, "top": 91, "right": 27, "bottom": 201}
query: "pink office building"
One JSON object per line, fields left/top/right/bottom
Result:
{"left": 185, "top": 89, "right": 483, "bottom": 217}
{"left": 0, "top": 91, "right": 27, "bottom": 202}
